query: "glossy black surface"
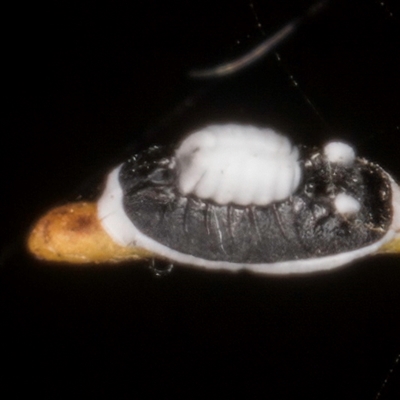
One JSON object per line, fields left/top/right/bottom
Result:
{"left": 3, "top": 0, "right": 400, "bottom": 398}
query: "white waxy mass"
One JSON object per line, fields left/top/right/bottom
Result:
{"left": 334, "top": 193, "right": 361, "bottom": 216}
{"left": 324, "top": 141, "right": 355, "bottom": 165}
{"left": 175, "top": 124, "right": 301, "bottom": 206}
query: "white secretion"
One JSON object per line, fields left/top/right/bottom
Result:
{"left": 390, "top": 177, "right": 400, "bottom": 240}
{"left": 175, "top": 124, "right": 301, "bottom": 206}
{"left": 98, "top": 165, "right": 137, "bottom": 247}
{"left": 324, "top": 142, "right": 356, "bottom": 165}
{"left": 334, "top": 193, "right": 361, "bottom": 216}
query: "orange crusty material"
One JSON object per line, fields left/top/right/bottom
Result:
{"left": 27, "top": 202, "right": 152, "bottom": 264}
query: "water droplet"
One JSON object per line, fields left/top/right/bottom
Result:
{"left": 149, "top": 258, "right": 174, "bottom": 277}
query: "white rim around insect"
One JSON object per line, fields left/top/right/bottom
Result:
{"left": 98, "top": 165, "right": 398, "bottom": 275}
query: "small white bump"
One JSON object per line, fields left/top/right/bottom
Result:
{"left": 334, "top": 193, "right": 361, "bottom": 215}
{"left": 324, "top": 142, "right": 356, "bottom": 165}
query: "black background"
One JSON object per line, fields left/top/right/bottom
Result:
{"left": 2, "top": 0, "right": 400, "bottom": 398}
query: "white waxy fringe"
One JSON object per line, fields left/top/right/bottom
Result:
{"left": 97, "top": 164, "right": 399, "bottom": 275}
{"left": 390, "top": 177, "right": 400, "bottom": 240}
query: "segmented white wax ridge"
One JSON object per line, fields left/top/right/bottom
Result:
{"left": 175, "top": 124, "right": 301, "bottom": 206}
{"left": 324, "top": 142, "right": 356, "bottom": 165}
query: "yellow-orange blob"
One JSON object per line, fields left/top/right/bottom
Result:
{"left": 379, "top": 235, "right": 400, "bottom": 254}
{"left": 27, "top": 202, "right": 151, "bottom": 264}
